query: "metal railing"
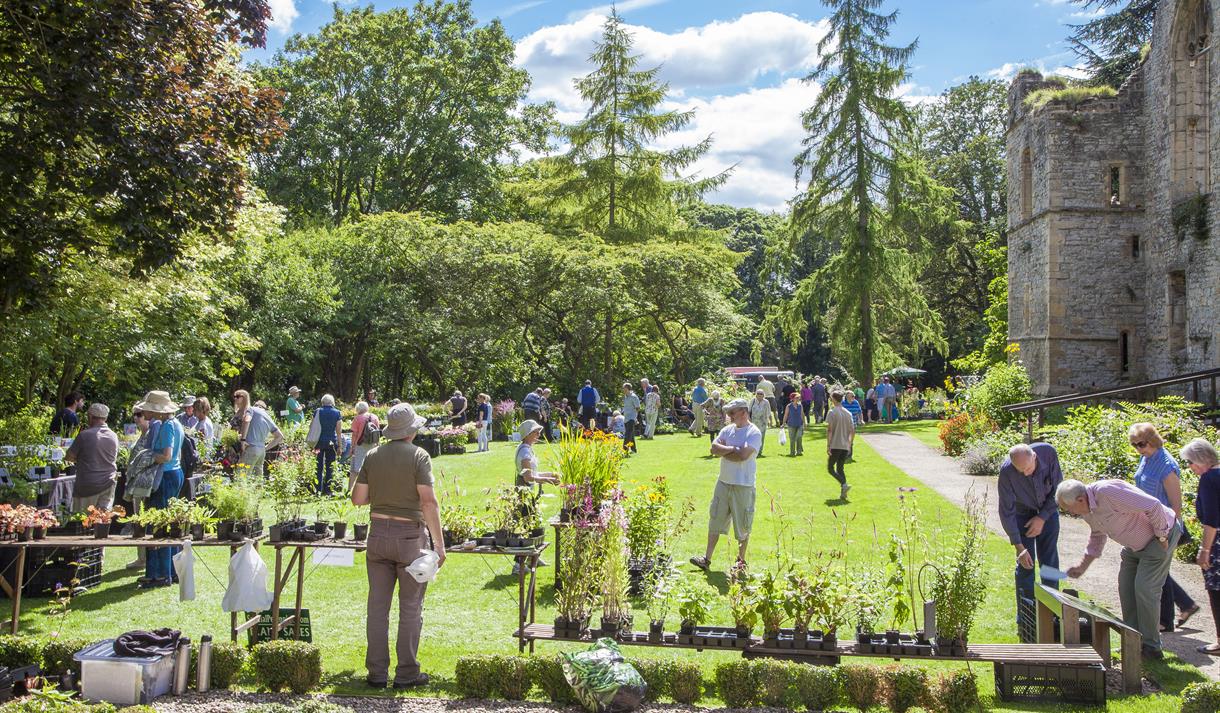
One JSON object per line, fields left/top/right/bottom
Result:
{"left": 1003, "top": 367, "right": 1220, "bottom": 442}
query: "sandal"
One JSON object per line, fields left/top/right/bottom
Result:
{"left": 1197, "top": 644, "right": 1220, "bottom": 655}
{"left": 689, "top": 556, "right": 710, "bottom": 572}
{"left": 1178, "top": 604, "right": 1201, "bottom": 628}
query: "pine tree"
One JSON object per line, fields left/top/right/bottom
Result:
{"left": 1067, "top": 0, "right": 1157, "bottom": 89}
{"left": 771, "top": 0, "right": 946, "bottom": 387}
{"left": 555, "top": 10, "right": 726, "bottom": 242}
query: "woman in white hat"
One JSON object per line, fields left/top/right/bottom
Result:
{"left": 511, "top": 420, "right": 558, "bottom": 573}
{"left": 134, "top": 390, "right": 184, "bottom": 589}
{"left": 285, "top": 386, "right": 304, "bottom": 426}
{"left": 351, "top": 403, "right": 444, "bottom": 689}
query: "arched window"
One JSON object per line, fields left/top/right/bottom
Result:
{"left": 1171, "top": 0, "right": 1212, "bottom": 199}
{"left": 1020, "top": 148, "right": 1033, "bottom": 221}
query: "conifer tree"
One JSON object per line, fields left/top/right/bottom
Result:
{"left": 1067, "top": 0, "right": 1157, "bottom": 89}
{"left": 554, "top": 10, "right": 726, "bottom": 242}
{"left": 772, "top": 0, "right": 946, "bottom": 386}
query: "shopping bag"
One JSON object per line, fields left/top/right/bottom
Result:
{"left": 305, "top": 413, "right": 321, "bottom": 448}
{"left": 221, "top": 542, "right": 273, "bottom": 612}
{"left": 172, "top": 541, "right": 196, "bottom": 602}
{"left": 561, "top": 638, "right": 646, "bottom": 713}
{"left": 777, "top": 429, "right": 787, "bottom": 447}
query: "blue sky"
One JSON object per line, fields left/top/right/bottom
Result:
{"left": 250, "top": 0, "right": 1099, "bottom": 210}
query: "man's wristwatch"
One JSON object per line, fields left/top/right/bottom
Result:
{"left": 1157, "top": 535, "right": 1168, "bottom": 544}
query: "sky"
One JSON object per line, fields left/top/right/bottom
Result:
{"left": 247, "top": 0, "right": 1100, "bottom": 211}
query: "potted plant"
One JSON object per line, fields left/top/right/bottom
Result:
{"left": 164, "top": 498, "right": 192, "bottom": 539}
{"left": 932, "top": 496, "right": 988, "bottom": 657}
{"left": 187, "top": 501, "right": 216, "bottom": 540}
{"left": 31, "top": 509, "right": 58, "bottom": 540}
{"left": 12, "top": 505, "right": 36, "bottom": 542}
{"left": 442, "top": 504, "right": 481, "bottom": 548}
{"left": 554, "top": 525, "right": 598, "bottom": 638}
{"left": 329, "top": 498, "right": 353, "bottom": 540}
{"left": 755, "top": 570, "right": 789, "bottom": 647}
{"left": 643, "top": 561, "right": 678, "bottom": 643}
{"left": 729, "top": 563, "right": 759, "bottom": 645}
{"left": 674, "top": 575, "right": 715, "bottom": 643}
{"left": 84, "top": 505, "right": 126, "bottom": 539}
{"left": 784, "top": 570, "right": 817, "bottom": 648}
{"left": 351, "top": 506, "right": 370, "bottom": 541}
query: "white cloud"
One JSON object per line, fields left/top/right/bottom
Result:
{"left": 567, "top": 0, "right": 670, "bottom": 22}
{"left": 515, "top": 11, "right": 834, "bottom": 210}
{"left": 501, "top": 1, "right": 548, "bottom": 18}
{"left": 268, "top": 0, "right": 299, "bottom": 33}
{"left": 1068, "top": 8, "right": 1108, "bottom": 19}
{"left": 986, "top": 55, "right": 1088, "bottom": 82}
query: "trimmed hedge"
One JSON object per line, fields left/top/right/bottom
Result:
{"left": 841, "top": 664, "right": 881, "bottom": 712}
{"left": 1182, "top": 681, "right": 1220, "bottom": 713}
{"left": 41, "top": 637, "right": 90, "bottom": 676}
{"left": 667, "top": 659, "right": 703, "bottom": 704}
{"left": 934, "top": 669, "right": 979, "bottom": 713}
{"left": 0, "top": 635, "right": 43, "bottom": 669}
{"left": 633, "top": 658, "right": 669, "bottom": 702}
{"left": 527, "top": 654, "right": 577, "bottom": 705}
{"left": 883, "top": 665, "right": 929, "bottom": 713}
{"left": 756, "top": 659, "right": 800, "bottom": 708}
{"left": 454, "top": 654, "right": 499, "bottom": 699}
{"left": 250, "top": 640, "right": 322, "bottom": 693}
{"left": 795, "top": 665, "right": 842, "bottom": 712}
{"left": 714, "top": 660, "right": 757, "bottom": 708}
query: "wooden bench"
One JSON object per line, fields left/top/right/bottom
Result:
{"left": 1035, "top": 583, "right": 1142, "bottom": 693}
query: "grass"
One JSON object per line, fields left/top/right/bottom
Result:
{"left": 8, "top": 422, "right": 1204, "bottom": 710}
{"left": 1023, "top": 85, "right": 1118, "bottom": 111}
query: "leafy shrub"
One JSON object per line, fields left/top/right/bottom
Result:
{"left": 668, "top": 660, "right": 703, "bottom": 704}
{"left": 633, "top": 658, "right": 669, "bottom": 702}
{"left": 934, "top": 670, "right": 979, "bottom": 713}
{"left": 1182, "top": 681, "right": 1220, "bottom": 713}
{"left": 938, "top": 412, "right": 995, "bottom": 456}
{"left": 714, "top": 659, "right": 758, "bottom": 708}
{"left": 795, "top": 665, "right": 841, "bottom": 712}
{"left": 528, "top": 654, "right": 576, "bottom": 705}
{"left": 755, "top": 659, "right": 799, "bottom": 708}
{"left": 841, "top": 664, "right": 880, "bottom": 712}
{"left": 249, "top": 640, "right": 322, "bottom": 694}
{"left": 3, "top": 695, "right": 115, "bottom": 713}
{"left": 0, "top": 635, "right": 44, "bottom": 669}
{"left": 1023, "top": 85, "right": 1117, "bottom": 110}
{"left": 455, "top": 654, "right": 499, "bottom": 699}
{"left": 248, "top": 703, "right": 354, "bottom": 713}
{"left": 117, "top": 706, "right": 157, "bottom": 713}
{"left": 210, "top": 641, "right": 249, "bottom": 689}
{"left": 491, "top": 654, "right": 532, "bottom": 700}
{"left": 41, "top": 637, "right": 90, "bottom": 676}
{"left": 883, "top": 665, "right": 929, "bottom": 713}
{"left": 961, "top": 362, "right": 1031, "bottom": 428}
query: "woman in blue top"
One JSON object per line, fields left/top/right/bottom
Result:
{"left": 1183, "top": 438, "right": 1220, "bottom": 654}
{"left": 1129, "top": 422, "right": 1199, "bottom": 631}
{"left": 475, "top": 393, "right": 492, "bottom": 452}
{"left": 312, "top": 394, "right": 344, "bottom": 495}
{"left": 784, "top": 392, "right": 804, "bottom": 457}
{"left": 136, "top": 390, "right": 184, "bottom": 589}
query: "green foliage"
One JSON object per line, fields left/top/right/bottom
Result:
{"left": 933, "top": 670, "right": 980, "bottom": 713}
{"left": 632, "top": 658, "right": 669, "bottom": 702}
{"left": 1181, "top": 681, "right": 1220, "bottom": 713}
{"left": 713, "top": 659, "right": 758, "bottom": 708}
{"left": 210, "top": 641, "right": 249, "bottom": 689}
{"left": 454, "top": 654, "right": 499, "bottom": 699}
{"left": 667, "top": 660, "right": 704, "bottom": 704}
{"left": 41, "top": 637, "right": 90, "bottom": 676}
{"left": 932, "top": 495, "right": 989, "bottom": 643}
{"left": 527, "top": 654, "right": 577, "bottom": 705}
{"left": 1065, "top": 0, "right": 1157, "bottom": 89}
{"left": 2, "top": 697, "right": 116, "bottom": 713}
{"left": 247, "top": 703, "right": 354, "bottom": 713}
{"left": 962, "top": 361, "right": 1032, "bottom": 428}
{"left": 883, "top": 665, "right": 930, "bottom": 713}
{"left": 795, "top": 665, "right": 842, "bottom": 712}
{"left": 841, "top": 664, "right": 882, "bottom": 712}
{"left": 0, "top": 635, "right": 44, "bottom": 669}
{"left": 0, "top": 407, "right": 51, "bottom": 479}
{"left": 755, "top": 659, "right": 800, "bottom": 708}
{"left": 673, "top": 575, "right": 717, "bottom": 626}
{"left": 491, "top": 655, "right": 532, "bottom": 700}
{"left": 249, "top": 640, "right": 322, "bottom": 694}
{"left": 1023, "top": 85, "right": 1118, "bottom": 109}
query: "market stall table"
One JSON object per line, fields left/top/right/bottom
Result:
{"left": 0, "top": 535, "right": 264, "bottom": 639}
{"left": 267, "top": 538, "right": 548, "bottom": 652}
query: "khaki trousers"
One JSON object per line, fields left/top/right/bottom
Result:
{"left": 365, "top": 519, "right": 428, "bottom": 684}
{"left": 1118, "top": 527, "right": 1179, "bottom": 652}
{"left": 693, "top": 403, "right": 706, "bottom": 436}
{"left": 72, "top": 482, "right": 116, "bottom": 514}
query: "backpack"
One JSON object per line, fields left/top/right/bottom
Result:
{"left": 359, "top": 418, "right": 381, "bottom": 447}
{"left": 180, "top": 432, "right": 199, "bottom": 478}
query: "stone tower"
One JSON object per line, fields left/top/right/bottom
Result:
{"left": 1007, "top": 0, "right": 1217, "bottom": 396}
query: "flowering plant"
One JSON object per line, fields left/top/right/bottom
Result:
{"left": 83, "top": 505, "right": 126, "bottom": 527}
{"left": 32, "top": 509, "right": 59, "bottom": 529}
{"left": 437, "top": 427, "right": 469, "bottom": 450}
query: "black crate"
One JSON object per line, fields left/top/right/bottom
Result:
{"left": 1017, "top": 595, "right": 1038, "bottom": 644}
{"left": 994, "top": 662, "right": 1105, "bottom": 706}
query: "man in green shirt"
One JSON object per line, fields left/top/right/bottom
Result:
{"left": 285, "top": 386, "right": 305, "bottom": 426}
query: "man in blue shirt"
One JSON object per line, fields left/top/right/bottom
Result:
{"left": 690, "top": 378, "right": 709, "bottom": 437}
{"left": 578, "top": 380, "right": 599, "bottom": 430}
{"left": 998, "top": 442, "right": 1063, "bottom": 604}
{"left": 522, "top": 388, "right": 544, "bottom": 424}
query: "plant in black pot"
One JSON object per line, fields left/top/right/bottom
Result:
{"left": 187, "top": 501, "right": 216, "bottom": 540}
{"left": 328, "top": 498, "right": 353, "bottom": 540}
{"left": 84, "top": 504, "right": 126, "bottom": 539}
{"left": 554, "top": 524, "right": 598, "bottom": 639}
{"left": 30, "top": 508, "right": 57, "bottom": 540}
{"left": 643, "top": 561, "right": 679, "bottom": 643}
{"left": 442, "top": 504, "right": 481, "bottom": 549}
{"left": 755, "top": 570, "right": 788, "bottom": 647}
{"left": 598, "top": 498, "right": 632, "bottom": 639}
{"left": 351, "top": 506, "right": 369, "bottom": 541}
{"left": 931, "top": 494, "right": 988, "bottom": 657}
{"left": 165, "top": 497, "right": 193, "bottom": 539}
{"left": 673, "top": 574, "right": 715, "bottom": 644}
{"left": 728, "top": 563, "right": 759, "bottom": 647}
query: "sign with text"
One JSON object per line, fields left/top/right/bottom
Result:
{"left": 248, "top": 608, "right": 312, "bottom": 644}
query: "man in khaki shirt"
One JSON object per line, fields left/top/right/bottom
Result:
{"left": 825, "top": 390, "right": 855, "bottom": 501}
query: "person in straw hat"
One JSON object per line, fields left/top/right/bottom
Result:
{"left": 134, "top": 391, "right": 184, "bottom": 589}
{"left": 510, "top": 419, "right": 559, "bottom": 573}
{"left": 690, "top": 398, "right": 761, "bottom": 572}
{"left": 351, "top": 403, "right": 444, "bottom": 689}
{"left": 285, "top": 386, "right": 305, "bottom": 426}
{"left": 64, "top": 402, "right": 118, "bottom": 513}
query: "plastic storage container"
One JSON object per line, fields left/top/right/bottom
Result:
{"left": 74, "top": 639, "right": 176, "bottom": 705}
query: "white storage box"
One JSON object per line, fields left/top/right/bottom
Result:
{"left": 74, "top": 639, "right": 175, "bottom": 705}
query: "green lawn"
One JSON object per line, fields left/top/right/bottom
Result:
{"left": 11, "top": 424, "right": 1204, "bottom": 710}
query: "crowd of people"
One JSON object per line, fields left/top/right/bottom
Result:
{"left": 999, "top": 426, "right": 1220, "bottom": 661}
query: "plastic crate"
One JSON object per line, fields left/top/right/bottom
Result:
{"left": 1017, "top": 595, "right": 1037, "bottom": 644}
{"left": 75, "top": 639, "right": 175, "bottom": 705}
{"left": 994, "top": 662, "right": 1106, "bottom": 705}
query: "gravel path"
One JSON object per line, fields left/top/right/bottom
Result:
{"left": 149, "top": 691, "right": 709, "bottom": 713}
{"left": 861, "top": 429, "right": 1220, "bottom": 679}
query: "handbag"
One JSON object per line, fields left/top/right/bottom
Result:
{"left": 306, "top": 411, "right": 321, "bottom": 448}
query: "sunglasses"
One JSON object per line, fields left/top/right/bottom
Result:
{"left": 133, "top": 412, "right": 143, "bottom": 418}
{"left": 1130, "top": 441, "right": 1148, "bottom": 449}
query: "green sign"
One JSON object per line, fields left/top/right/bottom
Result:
{"left": 248, "top": 608, "right": 312, "bottom": 644}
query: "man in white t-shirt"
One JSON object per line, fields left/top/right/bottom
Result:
{"left": 690, "top": 399, "right": 762, "bottom": 571}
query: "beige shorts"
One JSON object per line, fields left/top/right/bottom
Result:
{"left": 708, "top": 480, "right": 755, "bottom": 541}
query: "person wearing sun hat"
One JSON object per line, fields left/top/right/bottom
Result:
{"left": 285, "top": 386, "right": 305, "bottom": 426}
{"left": 65, "top": 402, "right": 119, "bottom": 513}
{"left": 351, "top": 403, "right": 444, "bottom": 689}
{"left": 690, "top": 398, "right": 761, "bottom": 572}
{"left": 176, "top": 396, "right": 199, "bottom": 430}
{"left": 511, "top": 419, "right": 558, "bottom": 574}
{"left": 134, "top": 390, "right": 184, "bottom": 589}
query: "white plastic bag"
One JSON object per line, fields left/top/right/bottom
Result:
{"left": 404, "top": 549, "right": 440, "bottom": 583}
{"left": 777, "top": 429, "right": 787, "bottom": 447}
{"left": 221, "top": 542, "right": 273, "bottom": 612}
{"left": 173, "top": 541, "right": 196, "bottom": 602}
{"left": 306, "top": 414, "right": 321, "bottom": 448}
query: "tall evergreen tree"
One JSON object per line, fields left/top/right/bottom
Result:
{"left": 1067, "top": 0, "right": 1157, "bottom": 88}
{"left": 553, "top": 10, "right": 726, "bottom": 242}
{"left": 770, "top": 0, "right": 946, "bottom": 387}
